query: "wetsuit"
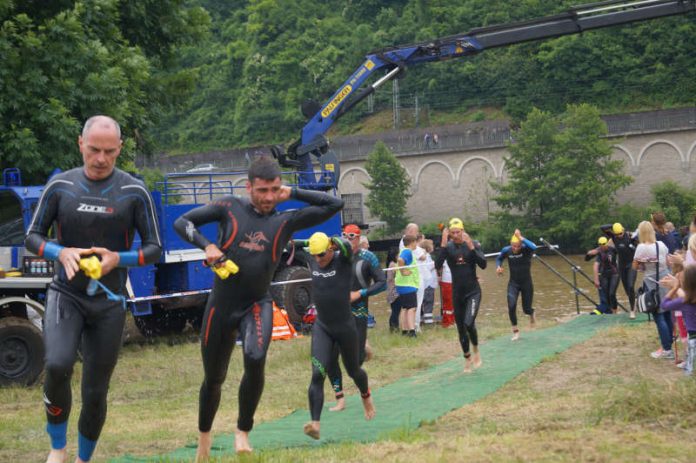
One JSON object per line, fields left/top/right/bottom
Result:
{"left": 601, "top": 225, "right": 637, "bottom": 310}
{"left": 496, "top": 239, "right": 537, "bottom": 327}
{"left": 586, "top": 246, "right": 619, "bottom": 313}
{"left": 25, "top": 167, "right": 162, "bottom": 460}
{"left": 297, "top": 238, "right": 370, "bottom": 422}
{"left": 327, "top": 249, "right": 385, "bottom": 400}
{"left": 435, "top": 240, "right": 487, "bottom": 357}
{"left": 173, "top": 188, "right": 342, "bottom": 433}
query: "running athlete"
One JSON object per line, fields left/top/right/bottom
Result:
{"left": 495, "top": 229, "right": 537, "bottom": 341}
{"left": 586, "top": 237, "right": 620, "bottom": 314}
{"left": 294, "top": 232, "right": 375, "bottom": 440}
{"left": 327, "top": 224, "right": 386, "bottom": 412}
{"left": 25, "top": 116, "right": 162, "bottom": 463}
{"left": 601, "top": 222, "right": 638, "bottom": 318}
{"left": 172, "top": 157, "right": 342, "bottom": 457}
{"left": 435, "top": 218, "right": 487, "bottom": 372}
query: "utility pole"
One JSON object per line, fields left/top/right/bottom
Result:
{"left": 392, "top": 79, "right": 400, "bottom": 129}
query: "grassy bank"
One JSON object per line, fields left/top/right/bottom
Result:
{"left": 1, "top": 297, "right": 694, "bottom": 462}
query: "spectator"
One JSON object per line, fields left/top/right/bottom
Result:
{"left": 385, "top": 247, "right": 401, "bottom": 333}
{"left": 424, "top": 132, "right": 431, "bottom": 149}
{"left": 433, "top": 133, "right": 439, "bottom": 146}
{"left": 439, "top": 260, "right": 454, "bottom": 327}
{"left": 359, "top": 235, "right": 370, "bottom": 251}
{"left": 419, "top": 239, "right": 437, "bottom": 325}
{"left": 651, "top": 211, "right": 680, "bottom": 254}
{"left": 633, "top": 220, "right": 673, "bottom": 359}
{"left": 659, "top": 266, "right": 696, "bottom": 376}
{"left": 396, "top": 235, "right": 420, "bottom": 337}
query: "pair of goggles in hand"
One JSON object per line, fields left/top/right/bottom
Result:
{"left": 205, "top": 258, "right": 239, "bottom": 280}
{"left": 80, "top": 256, "right": 126, "bottom": 308}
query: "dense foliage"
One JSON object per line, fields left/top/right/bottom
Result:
{"left": 363, "top": 141, "right": 411, "bottom": 233}
{"left": 0, "top": 0, "right": 209, "bottom": 181}
{"left": 493, "top": 104, "right": 633, "bottom": 247}
{"left": 153, "top": 0, "right": 696, "bottom": 152}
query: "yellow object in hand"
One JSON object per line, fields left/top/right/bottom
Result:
{"left": 79, "top": 256, "right": 102, "bottom": 280}
{"left": 212, "top": 259, "right": 239, "bottom": 280}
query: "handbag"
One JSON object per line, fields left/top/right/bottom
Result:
{"left": 637, "top": 243, "right": 661, "bottom": 314}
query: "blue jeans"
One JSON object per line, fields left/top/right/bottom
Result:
{"left": 654, "top": 311, "right": 674, "bottom": 351}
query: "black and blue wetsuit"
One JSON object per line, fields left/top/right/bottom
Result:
{"left": 173, "top": 188, "right": 342, "bottom": 433}
{"left": 296, "top": 237, "right": 370, "bottom": 422}
{"left": 327, "top": 248, "right": 385, "bottom": 400}
{"left": 435, "top": 240, "right": 487, "bottom": 357}
{"left": 601, "top": 225, "right": 638, "bottom": 310}
{"left": 25, "top": 167, "right": 162, "bottom": 460}
{"left": 496, "top": 239, "right": 536, "bottom": 327}
{"left": 586, "top": 246, "right": 620, "bottom": 313}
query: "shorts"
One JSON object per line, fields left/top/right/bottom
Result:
{"left": 398, "top": 291, "right": 417, "bottom": 309}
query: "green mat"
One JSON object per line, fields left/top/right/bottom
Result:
{"left": 114, "top": 314, "right": 636, "bottom": 462}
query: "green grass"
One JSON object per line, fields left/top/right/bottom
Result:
{"left": 2, "top": 297, "right": 695, "bottom": 462}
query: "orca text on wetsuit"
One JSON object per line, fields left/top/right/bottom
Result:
{"left": 496, "top": 238, "right": 537, "bottom": 327}
{"left": 173, "top": 188, "right": 342, "bottom": 435}
{"left": 25, "top": 167, "right": 162, "bottom": 460}
{"left": 327, "top": 247, "right": 385, "bottom": 400}
{"left": 296, "top": 237, "right": 371, "bottom": 422}
{"left": 435, "top": 239, "right": 487, "bottom": 357}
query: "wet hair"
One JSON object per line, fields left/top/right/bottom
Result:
{"left": 681, "top": 266, "right": 696, "bottom": 305}
{"left": 402, "top": 235, "right": 417, "bottom": 247}
{"left": 248, "top": 156, "right": 281, "bottom": 183}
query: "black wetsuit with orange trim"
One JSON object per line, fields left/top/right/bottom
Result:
{"left": 173, "top": 188, "right": 343, "bottom": 433}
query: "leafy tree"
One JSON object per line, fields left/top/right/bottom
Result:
{"left": 0, "top": 1, "right": 208, "bottom": 182}
{"left": 363, "top": 141, "right": 411, "bottom": 234}
{"left": 650, "top": 181, "right": 696, "bottom": 227}
{"left": 494, "top": 104, "right": 632, "bottom": 247}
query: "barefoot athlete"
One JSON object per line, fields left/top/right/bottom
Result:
{"left": 25, "top": 116, "right": 163, "bottom": 463}
{"left": 327, "top": 223, "right": 386, "bottom": 412}
{"left": 435, "top": 218, "right": 487, "bottom": 373}
{"left": 495, "top": 229, "right": 537, "bottom": 341}
{"left": 295, "top": 232, "right": 375, "bottom": 440}
{"left": 173, "top": 158, "right": 342, "bottom": 456}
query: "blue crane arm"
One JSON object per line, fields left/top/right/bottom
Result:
{"left": 275, "top": 0, "right": 695, "bottom": 188}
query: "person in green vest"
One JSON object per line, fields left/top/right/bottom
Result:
{"left": 396, "top": 234, "right": 420, "bottom": 337}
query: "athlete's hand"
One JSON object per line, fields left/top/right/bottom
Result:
{"left": 514, "top": 229, "right": 522, "bottom": 239}
{"left": 350, "top": 290, "right": 362, "bottom": 302}
{"left": 441, "top": 227, "right": 449, "bottom": 247}
{"left": 91, "top": 247, "right": 120, "bottom": 277}
{"left": 496, "top": 266, "right": 504, "bottom": 276}
{"left": 277, "top": 185, "right": 293, "bottom": 202}
{"left": 204, "top": 244, "right": 224, "bottom": 266}
{"left": 58, "top": 247, "right": 94, "bottom": 280}
{"left": 462, "top": 232, "right": 474, "bottom": 250}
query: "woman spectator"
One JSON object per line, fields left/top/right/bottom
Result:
{"left": 385, "top": 247, "right": 401, "bottom": 333}
{"left": 651, "top": 211, "right": 680, "bottom": 254}
{"left": 633, "top": 220, "right": 673, "bottom": 359}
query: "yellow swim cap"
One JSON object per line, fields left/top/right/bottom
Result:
{"left": 308, "top": 232, "right": 331, "bottom": 255}
{"left": 612, "top": 222, "right": 624, "bottom": 234}
{"left": 510, "top": 235, "right": 520, "bottom": 244}
{"left": 598, "top": 236, "right": 608, "bottom": 245}
{"left": 449, "top": 218, "right": 464, "bottom": 230}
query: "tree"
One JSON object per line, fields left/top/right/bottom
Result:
{"left": 650, "top": 181, "right": 696, "bottom": 227}
{"left": 494, "top": 104, "right": 632, "bottom": 247}
{"left": 0, "top": 1, "right": 208, "bottom": 182}
{"left": 363, "top": 141, "right": 411, "bottom": 234}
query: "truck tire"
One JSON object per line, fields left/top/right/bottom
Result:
{"left": 0, "top": 317, "right": 44, "bottom": 386}
{"left": 270, "top": 266, "right": 312, "bottom": 326}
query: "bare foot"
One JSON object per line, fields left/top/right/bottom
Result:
{"left": 303, "top": 421, "right": 320, "bottom": 440}
{"left": 46, "top": 448, "right": 67, "bottom": 463}
{"left": 234, "top": 428, "right": 252, "bottom": 454}
{"left": 472, "top": 349, "right": 482, "bottom": 369}
{"left": 365, "top": 342, "right": 374, "bottom": 362}
{"left": 529, "top": 314, "right": 536, "bottom": 328}
{"left": 463, "top": 357, "right": 473, "bottom": 373}
{"left": 329, "top": 397, "right": 345, "bottom": 412}
{"left": 195, "top": 432, "right": 212, "bottom": 462}
{"left": 511, "top": 329, "right": 520, "bottom": 341}
{"left": 629, "top": 310, "right": 636, "bottom": 319}
{"left": 362, "top": 395, "right": 376, "bottom": 420}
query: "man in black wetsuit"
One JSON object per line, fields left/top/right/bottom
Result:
{"left": 495, "top": 229, "right": 537, "bottom": 341}
{"left": 294, "top": 232, "right": 375, "bottom": 440}
{"left": 600, "top": 222, "right": 638, "bottom": 318}
{"left": 435, "top": 218, "right": 487, "bottom": 373}
{"left": 25, "top": 115, "right": 162, "bottom": 463}
{"left": 173, "top": 157, "right": 342, "bottom": 457}
{"left": 586, "top": 236, "right": 620, "bottom": 314}
{"left": 327, "top": 223, "right": 386, "bottom": 412}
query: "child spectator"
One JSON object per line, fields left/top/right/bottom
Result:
{"left": 660, "top": 265, "right": 696, "bottom": 375}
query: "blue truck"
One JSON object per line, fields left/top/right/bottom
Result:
{"left": 1, "top": 0, "right": 694, "bottom": 385}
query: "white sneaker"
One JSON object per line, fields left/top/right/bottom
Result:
{"left": 650, "top": 349, "right": 674, "bottom": 359}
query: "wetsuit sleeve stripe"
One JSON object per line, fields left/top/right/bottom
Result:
{"left": 272, "top": 221, "right": 288, "bottom": 262}
{"left": 220, "top": 211, "right": 238, "bottom": 250}
{"left": 173, "top": 203, "right": 226, "bottom": 250}
{"left": 496, "top": 247, "right": 511, "bottom": 267}
{"left": 333, "top": 237, "right": 352, "bottom": 263}
{"left": 118, "top": 251, "right": 140, "bottom": 267}
{"left": 121, "top": 184, "right": 162, "bottom": 247}
{"left": 43, "top": 242, "right": 64, "bottom": 261}
{"left": 25, "top": 180, "right": 70, "bottom": 257}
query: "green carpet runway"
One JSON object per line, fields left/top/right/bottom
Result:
{"left": 114, "top": 314, "right": 636, "bottom": 462}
